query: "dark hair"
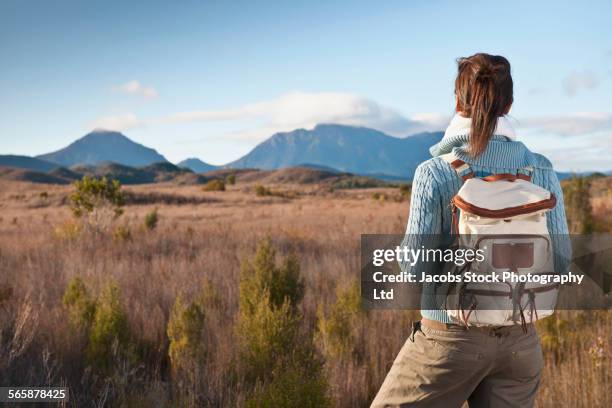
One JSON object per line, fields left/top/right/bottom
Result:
{"left": 455, "top": 53, "right": 513, "bottom": 157}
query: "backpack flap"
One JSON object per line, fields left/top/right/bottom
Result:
{"left": 453, "top": 178, "right": 556, "bottom": 219}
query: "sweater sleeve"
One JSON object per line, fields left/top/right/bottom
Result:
{"left": 542, "top": 168, "right": 572, "bottom": 274}
{"left": 399, "top": 163, "right": 443, "bottom": 274}
{"left": 406, "top": 164, "right": 443, "bottom": 235}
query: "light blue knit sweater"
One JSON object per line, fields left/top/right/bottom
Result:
{"left": 403, "top": 133, "right": 570, "bottom": 323}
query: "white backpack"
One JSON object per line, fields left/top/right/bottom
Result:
{"left": 440, "top": 152, "right": 559, "bottom": 329}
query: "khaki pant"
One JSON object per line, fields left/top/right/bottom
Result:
{"left": 371, "top": 320, "right": 543, "bottom": 408}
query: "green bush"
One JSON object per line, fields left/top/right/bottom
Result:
{"left": 226, "top": 173, "right": 236, "bottom": 185}
{"left": 237, "top": 239, "right": 329, "bottom": 404}
{"left": 63, "top": 276, "right": 97, "bottom": 329}
{"left": 255, "top": 184, "right": 272, "bottom": 197}
{"left": 167, "top": 295, "right": 206, "bottom": 371}
{"left": 245, "top": 357, "right": 331, "bottom": 408}
{"left": 112, "top": 224, "right": 132, "bottom": 242}
{"left": 398, "top": 183, "right": 411, "bottom": 200}
{"left": 70, "top": 176, "right": 124, "bottom": 218}
{"left": 144, "top": 208, "right": 159, "bottom": 231}
{"left": 202, "top": 179, "right": 226, "bottom": 192}
{"left": 167, "top": 295, "right": 206, "bottom": 404}
{"left": 371, "top": 192, "right": 387, "bottom": 202}
{"left": 87, "top": 281, "right": 131, "bottom": 371}
{"left": 317, "top": 281, "right": 365, "bottom": 360}
{"left": 237, "top": 296, "right": 300, "bottom": 382}
{"left": 239, "top": 239, "right": 304, "bottom": 314}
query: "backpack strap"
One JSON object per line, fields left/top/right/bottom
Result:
{"left": 439, "top": 152, "right": 474, "bottom": 182}
{"left": 517, "top": 165, "right": 534, "bottom": 181}
{"left": 441, "top": 153, "right": 535, "bottom": 182}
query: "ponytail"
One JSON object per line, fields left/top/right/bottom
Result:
{"left": 455, "top": 54, "right": 513, "bottom": 157}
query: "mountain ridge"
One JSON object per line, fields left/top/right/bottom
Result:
{"left": 225, "top": 124, "right": 444, "bottom": 178}
{"left": 37, "top": 130, "right": 168, "bottom": 167}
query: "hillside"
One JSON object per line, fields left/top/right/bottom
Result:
{"left": 0, "top": 155, "right": 59, "bottom": 172}
{"left": 177, "top": 158, "right": 218, "bottom": 173}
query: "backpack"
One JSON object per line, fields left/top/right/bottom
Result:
{"left": 440, "top": 152, "right": 559, "bottom": 329}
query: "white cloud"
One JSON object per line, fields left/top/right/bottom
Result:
{"left": 562, "top": 71, "right": 599, "bottom": 96}
{"left": 163, "top": 91, "right": 447, "bottom": 139}
{"left": 519, "top": 112, "right": 612, "bottom": 136}
{"left": 113, "top": 80, "right": 158, "bottom": 99}
{"left": 90, "top": 113, "right": 143, "bottom": 131}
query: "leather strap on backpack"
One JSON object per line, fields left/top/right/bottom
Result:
{"left": 439, "top": 152, "right": 474, "bottom": 181}
{"left": 440, "top": 152, "right": 534, "bottom": 182}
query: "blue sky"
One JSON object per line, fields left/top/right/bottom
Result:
{"left": 1, "top": 0, "right": 611, "bottom": 171}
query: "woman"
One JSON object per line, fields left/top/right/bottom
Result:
{"left": 371, "top": 53, "right": 569, "bottom": 407}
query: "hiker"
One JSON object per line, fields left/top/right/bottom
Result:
{"left": 371, "top": 53, "right": 570, "bottom": 408}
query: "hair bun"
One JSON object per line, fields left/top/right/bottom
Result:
{"left": 475, "top": 66, "right": 493, "bottom": 81}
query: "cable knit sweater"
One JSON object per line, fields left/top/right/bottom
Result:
{"left": 402, "top": 125, "right": 570, "bottom": 323}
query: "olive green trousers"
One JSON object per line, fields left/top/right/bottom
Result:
{"left": 371, "top": 320, "right": 543, "bottom": 408}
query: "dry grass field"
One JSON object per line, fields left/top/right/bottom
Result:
{"left": 0, "top": 174, "right": 610, "bottom": 407}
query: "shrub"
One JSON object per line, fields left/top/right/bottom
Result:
{"left": 63, "top": 277, "right": 96, "bottom": 329}
{"left": 202, "top": 179, "right": 225, "bottom": 192}
{"left": 398, "top": 183, "right": 411, "bottom": 200}
{"left": 237, "top": 239, "right": 329, "bottom": 404}
{"left": 255, "top": 184, "right": 272, "bottom": 197}
{"left": 245, "top": 357, "right": 331, "bottom": 408}
{"left": 113, "top": 224, "right": 132, "bottom": 242}
{"left": 54, "top": 220, "right": 82, "bottom": 240}
{"left": 237, "top": 296, "right": 300, "bottom": 382}
{"left": 254, "top": 184, "right": 294, "bottom": 199}
{"left": 70, "top": 176, "right": 124, "bottom": 231}
{"left": 167, "top": 295, "right": 206, "bottom": 372}
{"left": 371, "top": 192, "right": 386, "bottom": 202}
{"left": 317, "top": 281, "right": 365, "bottom": 361}
{"left": 562, "top": 176, "right": 594, "bottom": 234}
{"left": 144, "top": 208, "right": 159, "bottom": 231}
{"left": 87, "top": 281, "right": 131, "bottom": 372}
{"left": 226, "top": 173, "right": 236, "bottom": 185}
{"left": 70, "top": 176, "right": 124, "bottom": 218}
{"left": 239, "top": 239, "right": 304, "bottom": 314}
{"left": 167, "top": 295, "right": 206, "bottom": 403}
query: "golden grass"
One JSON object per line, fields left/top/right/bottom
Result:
{"left": 0, "top": 178, "right": 609, "bottom": 407}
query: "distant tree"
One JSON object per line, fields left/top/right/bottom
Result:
{"left": 70, "top": 176, "right": 124, "bottom": 231}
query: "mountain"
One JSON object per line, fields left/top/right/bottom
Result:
{"left": 0, "top": 155, "right": 59, "bottom": 172}
{"left": 226, "top": 124, "right": 443, "bottom": 178}
{"left": 177, "top": 158, "right": 218, "bottom": 173}
{"left": 37, "top": 130, "right": 167, "bottom": 167}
